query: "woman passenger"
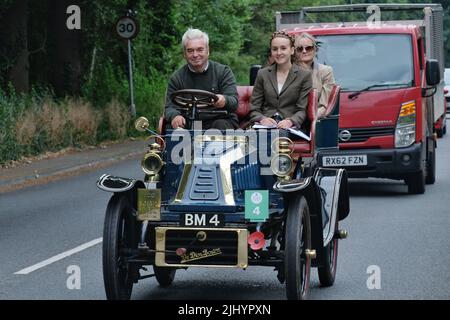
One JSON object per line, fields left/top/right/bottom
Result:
{"left": 294, "top": 32, "right": 336, "bottom": 119}
{"left": 249, "top": 31, "right": 312, "bottom": 129}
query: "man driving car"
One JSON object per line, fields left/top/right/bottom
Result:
{"left": 164, "top": 28, "right": 239, "bottom": 130}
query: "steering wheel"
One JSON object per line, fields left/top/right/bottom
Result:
{"left": 170, "top": 89, "right": 219, "bottom": 109}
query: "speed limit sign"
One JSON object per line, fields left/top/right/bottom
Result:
{"left": 115, "top": 16, "right": 139, "bottom": 40}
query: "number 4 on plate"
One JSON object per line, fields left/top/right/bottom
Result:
{"left": 245, "top": 190, "right": 269, "bottom": 222}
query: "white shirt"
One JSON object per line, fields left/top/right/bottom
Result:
{"left": 188, "top": 61, "right": 209, "bottom": 73}
{"left": 278, "top": 83, "right": 283, "bottom": 93}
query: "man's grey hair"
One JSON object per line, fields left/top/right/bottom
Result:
{"left": 182, "top": 28, "right": 209, "bottom": 49}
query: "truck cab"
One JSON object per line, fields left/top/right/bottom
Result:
{"left": 277, "top": 3, "right": 443, "bottom": 194}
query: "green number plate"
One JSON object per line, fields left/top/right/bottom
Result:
{"left": 245, "top": 190, "right": 269, "bottom": 222}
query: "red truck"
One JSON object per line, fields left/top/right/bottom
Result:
{"left": 276, "top": 3, "right": 444, "bottom": 194}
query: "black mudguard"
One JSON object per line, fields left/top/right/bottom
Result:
{"left": 273, "top": 168, "right": 350, "bottom": 251}
{"left": 313, "top": 168, "right": 350, "bottom": 222}
{"left": 96, "top": 174, "right": 143, "bottom": 192}
{"left": 96, "top": 174, "right": 146, "bottom": 209}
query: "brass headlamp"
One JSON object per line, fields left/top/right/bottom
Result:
{"left": 270, "top": 137, "right": 293, "bottom": 179}
{"left": 142, "top": 142, "right": 164, "bottom": 176}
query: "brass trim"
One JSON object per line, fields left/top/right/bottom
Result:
{"left": 194, "top": 134, "right": 247, "bottom": 143}
{"left": 150, "top": 142, "right": 162, "bottom": 152}
{"left": 305, "top": 249, "right": 317, "bottom": 259}
{"left": 338, "top": 229, "right": 348, "bottom": 239}
{"left": 146, "top": 135, "right": 166, "bottom": 152}
{"left": 135, "top": 116, "right": 149, "bottom": 132}
{"left": 141, "top": 152, "right": 164, "bottom": 175}
{"left": 196, "top": 231, "right": 207, "bottom": 242}
{"left": 218, "top": 137, "right": 253, "bottom": 205}
{"left": 270, "top": 154, "right": 293, "bottom": 177}
{"left": 137, "top": 188, "right": 161, "bottom": 221}
{"left": 155, "top": 227, "right": 248, "bottom": 268}
{"left": 174, "top": 134, "right": 253, "bottom": 206}
{"left": 145, "top": 174, "right": 160, "bottom": 182}
{"left": 271, "top": 137, "right": 293, "bottom": 154}
{"left": 174, "top": 163, "right": 193, "bottom": 202}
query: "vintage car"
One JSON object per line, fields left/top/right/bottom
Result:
{"left": 97, "top": 84, "right": 350, "bottom": 300}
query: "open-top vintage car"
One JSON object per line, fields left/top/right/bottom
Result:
{"left": 97, "top": 84, "right": 349, "bottom": 300}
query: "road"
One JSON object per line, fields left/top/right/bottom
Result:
{"left": 1, "top": 130, "right": 449, "bottom": 300}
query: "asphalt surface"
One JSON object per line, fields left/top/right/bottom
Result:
{"left": 0, "top": 129, "right": 449, "bottom": 300}
{"left": 0, "top": 139, "right": 148, "bottom": 193}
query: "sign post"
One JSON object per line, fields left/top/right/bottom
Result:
{"left": 115, "top": 13, "right": 139, "bottom": 117}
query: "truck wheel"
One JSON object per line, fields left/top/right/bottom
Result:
{"left": 406, "top": 170, "right": 425, "bottom": 194}
{"left": 285, "top": 195, "right": 311, "bottom": 300}
{"left": 154, "top": 266, "right": 176, "bottom": 287}
{"left": 317, "top": 218, "right": 338, "bottom": 287}
{"left": 425, "top": 142, "right": 436, "bottom": 185}
{"left": 103, "top": 194, "right": 139, "bottom": 300}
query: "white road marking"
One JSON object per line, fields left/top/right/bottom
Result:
{"left": 14, "top": 237, "right": 103, "bottom": 275}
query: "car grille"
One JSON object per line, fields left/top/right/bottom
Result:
{"left": 232, "top": 163, "right": 262, "bottom": 191}
{"left": 339, "top": 127, "right": 395, "bottom": 143}
{"left": 164, "top": 229, "right": 239, "bottom": 266}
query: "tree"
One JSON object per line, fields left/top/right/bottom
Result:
{"left": 48, "top": 0, "right": 82, "bottom": 96}
{"left": 0, "top": 0, "right": 29, "bottom": 93}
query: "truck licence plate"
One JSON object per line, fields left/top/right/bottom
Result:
{"left": 322, "top": 155, "right": 367, "bottom": 167}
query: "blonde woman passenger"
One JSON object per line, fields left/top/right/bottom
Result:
{"left": 295, "top": 32, "right": 336, "bottom": 119}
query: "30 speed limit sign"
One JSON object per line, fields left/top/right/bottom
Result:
{"left": 115, "top": 16, "right": 139, "bottom": 40}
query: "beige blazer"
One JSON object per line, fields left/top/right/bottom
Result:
{"left": 311, "top": 63, "right": 335, "bottom": 110}
{"left": 249, "top": 63, "right": 312, "bottom": 128}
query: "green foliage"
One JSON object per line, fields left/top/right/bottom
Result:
{"left": 170, "top": 0, "right": 254, "bottom": 82}
{"left": 0, "top": 89, "right": 21, "bottom": 162}
{"left": 81, "top": 59, "right": 129, "bottom": 107}
{"left": 2, "top": 0, "right": 450, "bottom": 163}
{"left": 134, "top": 67, "right": 167, "bottom": 128}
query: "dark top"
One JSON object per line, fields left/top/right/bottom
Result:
{"left": 164, "top": 60, "right": 238, "bottom": 125}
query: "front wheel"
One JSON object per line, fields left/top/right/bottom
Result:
{"left": 317, "top": 218, "right": 338, "bottom": 287}
{"left": 425, "top": 141, "right": 436, "bottom": 185}
{"left": 406, "top": 169, "right": 425, "bottom": 194}
{"left": 103, "top": 194, "right": 139, "bottom": 300}
{"left": 284, "top": 195, "right": 312, "bottom": 300}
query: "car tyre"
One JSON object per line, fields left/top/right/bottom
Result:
{"left": 285, "top": 195, "right": 311, "bottom": 300}
{"left": 103, "top": 194, "right": 139, "bottom": 300}
{"left": 317, "top": 218, "right": 338, "bottom": 287}
{"left": 425, "top": 141, "right": 436, "bottom": 185}
{"left": 154, "top": 266, "right": 176, "bottom": 287}
{"left": 406, "top": 170, "right": 425, "bottom": 194}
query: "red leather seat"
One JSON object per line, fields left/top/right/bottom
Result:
{"left": 236, "top": 86, "right": 253, "bottom": 124}
{"left": 324, "top": 85, "right": 341, "bottom": 117}
{"left": 158, "top": 115, "right": 167, "bottom": 135}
